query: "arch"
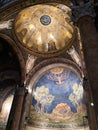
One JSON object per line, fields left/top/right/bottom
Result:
{"left": 26, "top": 58, "right": 82, "bottom": 86}
{"left": 0, "top": 33, "right": 26, "bottom": 85}
{"left": 0, "top": 90, "right": 14, "bottom": 128}
{"left": 22, "top": 58, "right": 90, "bottom": 130}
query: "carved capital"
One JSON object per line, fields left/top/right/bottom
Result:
{"left": 15, "top": 86, "right": 26, "bottom": 96}
{"left": 72, "top": 0, "right": 95, "bottom": 22}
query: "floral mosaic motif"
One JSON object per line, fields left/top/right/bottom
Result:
{"left": 28, "top": 67, "right": 89, "bottom": 129}
{"left": 69, "top": 83, "right": 83, "bottom": 107}
{"left": 33, "top": 86, "right": 54, "bottom": 113}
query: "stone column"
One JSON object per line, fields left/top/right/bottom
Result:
{"left": 72, "top": 0, "right": 98, "bottom": 129}
{"left": 6, "top": 86, "right": 26, "bottom": 130}
{"left": 94, "top": 0, "right": 98, "bottom": 5}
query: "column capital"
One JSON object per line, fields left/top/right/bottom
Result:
{"left": 71, "top": 0, "right": 95, "bottom": 22}
{"left": 15, "top": 86, "right": 27, "bottom": 96}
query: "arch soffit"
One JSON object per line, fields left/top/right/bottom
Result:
{"left": 26, "top": 58, "right": 83, "bottom": 91}
{"left": 0, "top": 33, "right": 26, "bottom": 85}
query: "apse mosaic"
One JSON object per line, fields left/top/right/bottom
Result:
{"left": 28, "top": 67, "right": 89, "bottom": 129}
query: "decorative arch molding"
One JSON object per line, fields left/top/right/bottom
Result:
{"left": 26, "top": 58, "right": 82, "bottom": 88}
{"left": 0, "top": 1, "right": 72, "bottom": 20}
{"left": 0, "top": 33, "right": 26, "bottom": 85}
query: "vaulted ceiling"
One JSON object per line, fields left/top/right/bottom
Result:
{"left": 0, "top": 1, "right": 98, "bottom": 130}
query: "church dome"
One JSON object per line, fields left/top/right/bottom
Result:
{"left": 14, "top": 4, "right": 75, "bottom": 57}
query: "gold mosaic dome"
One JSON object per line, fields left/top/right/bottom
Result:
{"left": 14, "top": 4, "right": 75, "bottom": 57}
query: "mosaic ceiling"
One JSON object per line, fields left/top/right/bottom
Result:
{"left": 14, "top": 4, "right": 74, "bottom": 57}
{"left": 28, "top": 66, "right": 89, "bottom": 130}
{"left": 0, "top": 0, "right": 97, "bottom": 130}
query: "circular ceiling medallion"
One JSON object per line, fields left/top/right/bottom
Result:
{"left": 40, "top": 15, "right": 51, "bottom": 25}
{"left": 14, "top": 4, "right": 75, "bottom": 57}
